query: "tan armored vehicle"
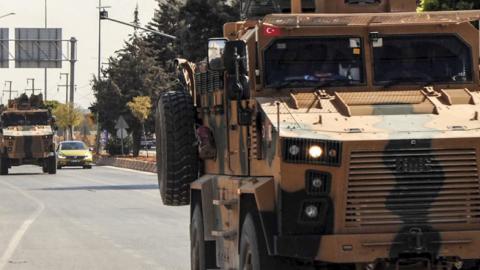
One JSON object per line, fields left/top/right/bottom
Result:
{"left": 0, "top": 94, "right": 57, "bottom": 175}
{"left": 156, "top": 0, "right": 480, "bottom": 269}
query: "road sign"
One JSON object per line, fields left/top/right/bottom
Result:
{"left": 15, "top": 28, "right": 62, "bottom": 68}
{"left": 116, "top": 128, "right": 128, "bottom": 139}
{"left": 115, "top": 115, "right": 129, "bottom": 130}
{"left": 0, "top": 28, "right": 8, "bottom": 68}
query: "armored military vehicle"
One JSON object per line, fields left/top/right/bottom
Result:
{"left": 0, "top": 94, "right": 57, "bottom": 175}
{"left": 156, "top": 0, "right": 480, "bottom": 269}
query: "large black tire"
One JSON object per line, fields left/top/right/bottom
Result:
{"left": 240, "top": 213, "right": 291, "bottom": 270}
{"left": 47, "top": 156, "right": 57, "bottom": 175}
{"left": 0, "top": 156, "right": 8, "bottom": 176}
{"left": 191, "top": 204, "right": 217, "bottom": 270}
{"left": 156, "top": 90, "right": 198, "bottom": 206}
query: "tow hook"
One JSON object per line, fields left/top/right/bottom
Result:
{"left": 409, "top": 227, "right": 425, "bottom": 253}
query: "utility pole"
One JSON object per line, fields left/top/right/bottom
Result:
{"left": 96, "top": 0, "right": 111, "bottom": 153}
{"left": 44, "top": 0, "right": 48, "bottom": 101}
{"left": 58, "top": 73, "right": 69, "bottom": 104}
{"left": 25, "top": 78, "right": 41, "bottom": 95}
{"left": 2, "top": 81, "right": 18, "bottom": 104}
{"left": 58, "top": 73, "right": 71, "bottom": 140}
{"left": 69, "top": 37, "right": 77, "bottom": 106}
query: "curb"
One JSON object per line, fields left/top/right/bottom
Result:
{"left": 96, "top": 156, "right": 157, "bottom": 173}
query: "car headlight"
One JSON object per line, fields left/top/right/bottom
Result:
{"left": 308, "top": 145, "right": 323, "bottom": 159}
{"left": 58, "top": 153, "right": 66, "bottom": 159}
{"left": 283, "top": 139, "right": 342, "bottom": 166}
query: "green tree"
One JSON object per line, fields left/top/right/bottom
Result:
{"left": 92, "top": 6, "right": 170, "bottom": 156}
{"left": 178, "top": 0, "right": 239, "bottom": 62}
{"left": 421, "top": 0, "right": 480, "bottom": 11}
{"left": 146, "top": 0, "right": 183, "bottom": 67}
{"left": 44, "top": 100, "right": 61, "bottom": 112}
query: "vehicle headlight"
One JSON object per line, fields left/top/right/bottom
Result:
{"left": 304, "top": 205, "right": 319, "bottom": 219}
{"left": 58, "top": 153, "right": 66, "bottom": 159}
{"left": 283, "top": 139, "right": 342, "bottom": 166}
{"left": 288, "top": 145, "right": 300, "bottom": 156}
{"left": 308, "top": 145, "right": 323, "bottom": 159}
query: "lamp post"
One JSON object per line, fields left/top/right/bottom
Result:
{"left": 44, "top": 0, "right": 48, "bottom": 101}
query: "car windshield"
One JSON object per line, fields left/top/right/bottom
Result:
{"left": 264, "top": 37, "right": 365, "bottom": 88}
{"left": 61, "top": 142, "right": 87, "bottom": 150}
{"left": 373, "top": 35, "right": 473, "bottom": 85}
{"left": 1, "top": 111, "right": 50, "bottom": 127}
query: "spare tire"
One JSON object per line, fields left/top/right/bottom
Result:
{"left": 156, "top": 90, "right": 198, "bottom": 206}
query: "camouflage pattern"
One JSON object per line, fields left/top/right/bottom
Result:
{"left": 173, "top": 0, "right": 480, "bottom": 269}
{"left": 0, "top": 95, "right": 56, "bottom": 169}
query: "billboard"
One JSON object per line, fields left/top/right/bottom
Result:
{"left": 15, "top": 28, "right": 62, "bottom": 68}
{"left": 0, "top": 28, "right": 8, "bottom": 68}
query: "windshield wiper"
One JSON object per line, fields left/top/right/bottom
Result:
{"left": 269, "top": 78, "right": 320, "bottom": 89}
{"left": 382, "top": 76, "right": 436, "bottom": 89}
{"left": 269, "top": 76, "right": 353, "bottom": 89}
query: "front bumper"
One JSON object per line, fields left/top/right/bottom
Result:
{"left": 275, "top": 230, "right": 480, "bottom": 263}
{"left": 58, "top": 158, "right": 92, "bottom": 166}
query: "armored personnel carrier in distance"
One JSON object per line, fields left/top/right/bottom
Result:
{"left": 0, "top": 94, "right": 57, "bottom": 175}
{"left": 155, "top": 0, "right": 480, "bottom": 269}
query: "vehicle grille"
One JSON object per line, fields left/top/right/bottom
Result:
{"left": 66, "top": 156, "right": 85, "bottom": 160}
{"left": 345, "top": 148, "right": 480, "bottom": 228}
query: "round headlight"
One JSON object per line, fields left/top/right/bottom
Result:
{"left": 308, "top": 145, "right": 323, "bottom": 159}
{"left": 304, "top": 205, "right": 319, "bottom": 219}
{"left": 312, "top": 178, "right": 323, "bottom": 189}
{"left": 289, "top": 145, "right": 300, "bottom": 156}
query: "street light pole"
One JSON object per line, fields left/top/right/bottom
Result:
{"left": 44, "top": 0, "right": 48, "bottom": 101}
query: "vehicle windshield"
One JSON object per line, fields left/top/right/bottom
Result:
{"left": 264, "top": 37, "right": 365, "bottom": 88}
{"left": 1, "top": 111, "right": 50, "bottom": 127}
{"left": 61, "top": 142, "right": 87, "bottom": 150}
{"left": 373, "top": 35, "right": 473, "bottom": 85}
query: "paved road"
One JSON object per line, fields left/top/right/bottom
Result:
{"left": 0, "top": 165, "right": 190, "bottom": 270}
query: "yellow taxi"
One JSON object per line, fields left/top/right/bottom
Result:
{"left": 56, "top": 141, "right": 93, "bottom": 169}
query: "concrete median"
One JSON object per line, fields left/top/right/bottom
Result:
{"left": 95, "top": 156, "right": 157, "bottom": 173}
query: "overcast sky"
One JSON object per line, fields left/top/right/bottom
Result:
{"left": 0, "top": 0, "right": 158, "bottom": 108}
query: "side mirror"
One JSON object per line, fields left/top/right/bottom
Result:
{"left": 224, "top": 40, "right": 247, "bottom": 75}
{"left": 224, "top": 40, "right": 249, "bottom": 100}
{"left": 208, "top": 38, "right": 227, "bottom": 71}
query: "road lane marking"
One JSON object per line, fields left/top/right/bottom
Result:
{"left": 0, "top": 181, "right": 45, "bottom": 270}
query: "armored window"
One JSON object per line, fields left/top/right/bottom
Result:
{"left": 264, "top": 37, "right": 365, "bottom": 88}
{"left": 373, "top": 34, "right": 474, "bottom": 85}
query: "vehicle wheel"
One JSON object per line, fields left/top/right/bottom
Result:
{"left": 155, "top": 90, "right": 198, "bottom": 206}
{"left": 83, "top": 165, "right": 92, "bottom": 169}
{"left": 191, "top": 204, "right": 216, "bottom": 270}
{"left": 0, "top": 156, "right": 8, "bottom": 175}
{"left": 57, "top": 165, "right": 62, "bottom": 170}
{"left": 47, "top": 156, "right": 57, "bottom": 175}
{"left": 240, "top": 213, "right": 289, "bottom": 270}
